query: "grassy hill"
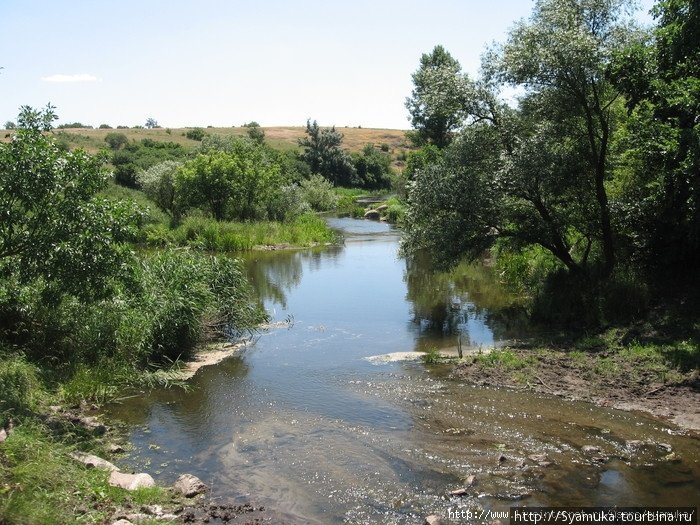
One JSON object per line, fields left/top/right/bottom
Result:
{"left": 2, "top": 125, "right": 410, "bottom": 156}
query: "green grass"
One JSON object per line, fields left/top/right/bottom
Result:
{"left": 166, "top": 213, "right": 336, "bottom": 251}
{"left": 422, "top": 346, "right": 441, "bottom": 364}
{"left": 476, "top": 349, "right": 534, "bottom": 370}
{"left": 0, "top": 357, "right": 42, "bottom": 427}
{"left": 0, "top": 423, "right": 176, "bottom": 524}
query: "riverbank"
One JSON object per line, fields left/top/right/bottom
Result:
{"left": 452, "top": 343, "right": 700, "bottom": 433}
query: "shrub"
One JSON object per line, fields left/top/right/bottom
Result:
{"left": 138, "top": 160, "right": 182, "bottom": 214}
{"left": 300, "top": 174, "right": 339, "bottom": 211}
{"left": 185, "top": 127, "right": 206, "bottom": 141}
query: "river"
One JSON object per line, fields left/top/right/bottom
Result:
{"left": 107, "top": 218, "right": 699, "bottom": 524}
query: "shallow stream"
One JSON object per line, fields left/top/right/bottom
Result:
{"left": 107, "top": 218, "right": 699, "bottom": 523}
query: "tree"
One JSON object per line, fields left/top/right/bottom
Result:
{"left": 245, "top": 122, "right": 265, "bottom": 145}
{"left": 351, "top": 144, "right": 392, "bottom": 190}
{"left": 611, "top": 0, "right": 700, "bottom": 273}
{"left": 405, "top": 45, "right": 467, "bottom": 148}
{"left": 145, "top": 117, "right": 159, "bottom": 129}
{"left": 404, "top": 0, "right": 638, "bottom": 278}
{"left": 175, "top": 140, "right": 282, "bottom": 221}
{"left": 4, "top": 121, "right": 15, "bottom": 130}
{"left": 0, "top": 105, "right": 137, "bottom": 300}
{"left": 138, "top": 160, "right": 182, "bottom": 214}
{"left": 298, "top": 120, "right": 356, "bottom": 186}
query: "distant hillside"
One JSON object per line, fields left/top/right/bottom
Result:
{"left": 1, "top": 125, "right": 410, "bottom": 157}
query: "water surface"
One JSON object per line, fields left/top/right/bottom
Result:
{"left": 108, "top": 218, "right": 699, "bottom": 523}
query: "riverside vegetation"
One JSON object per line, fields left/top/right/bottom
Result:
{"left": 1, "top": 0, "right": 698, "bottom": 522}
{"left": 401, "top": 0, "right": 698, "bottom": 403}
{"left": 0, "top": 105, "right": 405, "bottom": 523}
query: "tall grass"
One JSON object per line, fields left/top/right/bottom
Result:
{"left": 0, "top": 356, "right": 42, "bottom": 426}
{"left": 165, "top": 213, "right": 336, "bottom": 251}
{"left": 1, "top": 249, "right": 267, "bottom": 403}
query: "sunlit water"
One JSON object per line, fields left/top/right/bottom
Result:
{"left": 107, "top": 218, "right": 699, "bottom": 523}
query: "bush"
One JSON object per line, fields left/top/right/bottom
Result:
{"left": 185, "top": 127, "right": 206, "bottom": 141}
{"left": 300, "top": 174, "right": 339, "bottom": 211}
{"left": 268, "top": 184, "right": 312, "bottom": 221}
{"left": 600, "top": 270, "right": 649, "bottom": 324}
{"left": 138, "top": 160, "right": 181, "bottom": 214}
{"left": 104, "top": 132, "right": 128, "bottom": 150}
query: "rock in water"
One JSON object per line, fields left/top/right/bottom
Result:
{"left": 173, "top": 473, "right": 208, "bottom": 497}
{"left": 425, "top": 516, "right": 445, "bottom": 525}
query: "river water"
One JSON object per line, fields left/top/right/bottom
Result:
{"left": 108, "top": 218, "right": 699, "bottom": 523}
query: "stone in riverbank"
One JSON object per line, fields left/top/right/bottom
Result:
{"left": 174, "top": 473, "right": 208, "bottom": 497}
{"left": 109, "top": 471, "right": 155, "bottom": 491}
{"left": 70, "top": 451, "right": 120, "bottom": 472}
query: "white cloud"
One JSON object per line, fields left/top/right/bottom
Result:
{"left": 41, "top": 73, "right": 99, "bottom": 83}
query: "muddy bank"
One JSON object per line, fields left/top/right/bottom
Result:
{"left": 452, "top": 348, "right": 700, "bottom": 433}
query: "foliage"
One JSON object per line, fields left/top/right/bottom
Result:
{"left": 112, "top": 138, "right": 186, "bottom": 188}
{"left": 610, "top": 0, "right": 700, "bottom": 275}
{"left": 0, "top": 356, "right": 41, "bottom": 426}
{"left": 404, "top": 0, "right": 638, "bottom": 280}
{"left": 405, "top": 45, "right": 467, "bottom": 148}
{"left": 98, "top": 123, "right": 112, "bottom": 129}
{"left": 185, "top": 127, "right": 206, "bottom": 141}
{"left": 56, "top": 122, "right": 91, "bottom": 129}
{"left": 4, "top": 121, "right": 16, "bottom": 130}
{"left": 404, "top": 144, "right": 443, "bottom": 180}
{"left": 167, "top": 213, "right": 335, "bottom": 251}
{"left": 299, "top": 120, "right": 357, "bottom": 187}
{"left": 138, "top": 160, "right": 182, "bottom": 214}
{"left": 175, "top": 140, "right": 282, "bottom": 221}
{"left": 0, "top": 105, "right": 138, "bottom": 301}
{"left": 104, "top": 131, "right": 129, "bottom": 150}
{"left": 299, "top": 174, "right": 339, "bottom": 211}
{"left": 351, "top": 144, "right": 392, "bottom": 190}
{"left": 245, "top": 122, "right": 265, "bottom": 144}
{"left": 144, "top": 117, "right": 159, "bottom": 129}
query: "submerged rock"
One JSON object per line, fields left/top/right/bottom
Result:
{"left": 425, "top": 515, "right": 445, "bottom": 525}
{"left": 174, "top": 473, "right": 208, "bottom": 497}
{"left": 581, "top": 445, "right": 601, "bottom": 454}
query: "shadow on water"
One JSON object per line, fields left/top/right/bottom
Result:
{"left": 106, "top": 218, "right": 700, "bottom": 524}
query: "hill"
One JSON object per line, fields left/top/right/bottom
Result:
{"left": 2, "top": 125, "right": 409, "bottom": 156}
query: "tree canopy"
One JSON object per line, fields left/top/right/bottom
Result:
{"left": 0, "top": 105, "right": 137, "bottom": 300}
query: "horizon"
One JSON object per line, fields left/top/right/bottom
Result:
{"left": 2, "top": 0, "right": 654, "bottom": 130}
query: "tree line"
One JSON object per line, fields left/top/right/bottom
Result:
{"left": 402, "top": 0, "right": 698, "bottom": 325}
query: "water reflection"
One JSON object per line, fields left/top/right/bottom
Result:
{"left": 106, "top": 218, "right": 700, "bottom": 525}
{"left": 404, "top": 253, "right": 531, "bottom": 352}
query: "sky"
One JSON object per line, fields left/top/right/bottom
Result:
{"left": 1, "top": 0, "right": 656, "bottom": 130}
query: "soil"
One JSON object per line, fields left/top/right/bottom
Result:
{"left": 451, "top": 348, "right": 700, "bottom": 434}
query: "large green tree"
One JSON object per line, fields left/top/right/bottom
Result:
{"left": 405, "top": 45, "right": 467, "bottom": 148}
{"left": 175, "top": 140, "right": 282, "bottom": 221}
{"left": 611, "top": 0, "right": 700, "bottom": 272}
{"left": 404, "top": 0, "right": 638, "bottom": 278}
{"left": 0, "top": 105, "right": 136, "bottom": 300}
{"left": 298, "top": 120, "right": 356, "bottom": 186}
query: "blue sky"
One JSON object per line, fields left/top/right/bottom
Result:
{"left": 1, "top": 1, "right": 655, "bottom": 129}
